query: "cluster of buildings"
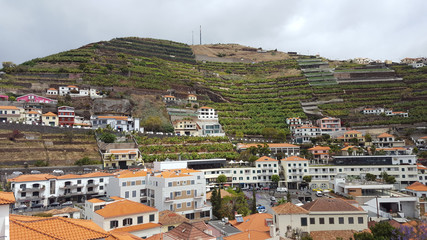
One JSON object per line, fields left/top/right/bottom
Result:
{"left": 362, "top": 107, "right": 409, "bottom": 117}
{"left": 287, "top": 117, "right": 346, "bottom": 144}
{"left": 168, "top": 106, "right": 225, "bottom": 137}
{"left": 401, "top": 57, "right": 427, "bottom": 68}
{"left": 47, "top": 85, "right": 104, "bottom": 98}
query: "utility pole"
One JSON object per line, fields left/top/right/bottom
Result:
{"left": 199, "top": 25, "right": 202, "bottom": 45}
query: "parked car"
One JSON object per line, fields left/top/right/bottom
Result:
{"left": 31, "top": 170, "right": 41, "bottom": 174}
{"left": 83, "top": 168, "right": 92, "bottom": 172}
{"left": 31, "top": 203, "right": 44, "bottom": 208}
{"left": 257, "top": 205, "right": 266, "bottom": 213}
{"left": 12, "top": 171, "right": 23, "bottom": 176}
{"left": 14, "top": 204, "right": 27, "bottom": 210}
{"left": 316, "top": 191, "right": 323, "bottom": 197}
{"left": 262, "top": 187, "right": 270, "bottom": 191}
{"left": 52, "top": 169, "right": 64, "bottom": 175}
{"left": 49, "top": 202, "right": 60, "bottom": 207}
{"left": 276, "top": 187, "right": 288, "bottom": 193}
{"left": 61, "top": 201, "right": 73, "bottom": 207}
{"left": 270, "top": 196, "right": 276, "bottom": 202}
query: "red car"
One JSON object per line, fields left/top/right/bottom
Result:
{"left": 262, "top": 187, "right": 270, "bottom": 190}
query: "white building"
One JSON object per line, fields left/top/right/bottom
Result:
{"left": 91, "top": 115, "right": 141, "bottom": 132}
{"left": 59, "top": 85, "right": 79, "bottom": 96}
{"left": 87, "top": 197, "right": 161, "bottom": 239}
{"left": 0, "top": 192, "right": 15, "bottom": 240}
{"left": 373, "top": 133, "right": 405, "bottom": 148}
{"left": 293, "top": 125, "right": 322, "bottom": 144}
{"left": 8, "top": 172, "right": 113, "bottom": 208}
{"left": 197, "top": 107, "right": 218, "bottom": 120}
{"left": 46, "top": 88, "right": 58, "bottom": 96}
{"left": 107, "top": 170, "right": 149, "bottom": 204}
{"left": 236, "top": 143, "right": 300, "bottom": 157}
{"left": 362, "top": 107, "right": 384, "bottom": 115}
{"left": 282, "top": 156, "right": 310, "bottom": 189}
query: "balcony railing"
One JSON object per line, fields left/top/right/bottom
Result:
{"left": 87, "top": 183, "right": 99, "bottom": 188}
{"left": 18, "top": 187, "right": 45, "bottom": 192}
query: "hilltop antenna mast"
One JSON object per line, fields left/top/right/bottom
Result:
{"left": 199, "top": 25, "right": 202, "bottom": 45}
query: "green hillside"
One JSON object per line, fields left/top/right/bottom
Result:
{"left": 1, "top": 37, "right": 426, "bottom": 138}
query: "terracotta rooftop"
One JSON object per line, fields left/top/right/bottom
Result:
{"left": 117, "top": 170, "right": 150, "bottom": 179}
{"left": 159, "top": 210, "right": 189, "bottom": 226}
{"left": 223, "top": 230, "right": 271, "bottom": 240}
{"left": 377, "top": 133, "right": 394, "bottom": 138}
{"left": 27, "top": 110, "right": 40, "bottom": 114}
{"left": 0, "top": 191, "right": 15, "bottom": 205}
{"left": 417, "top": 164, "right": 427, "bottom": 170}
{"left": 341, "top": 146, "right": 358, "bottom": 151}
{"left": 106, "top": 231, "right": 142, "bottom": 240}
{"left": 163, "top": 95, "right": 175, "bottom": 98}
{"left": 302, "top": 198, "right": 364, "bottom": 212}
{"left": 154, "top": 170, "right": 191, "bottom": 179}
{"left": 200, "top": 106, "right": 213, "bottom": 109}
{"left": 42, "top": 112, "right": 57, "bottom": 116}
{"left": 229, "top": 213, "right": 272, "bottom": 232}
{"left": 47, "top": 88, "right": 57, "bottom": 91}
{"left": 9, "top": 173, "right": 56, "bottom": 183}
{"left": 10, "top": 214, "right": 109, "bottom": 240}
{"left": 272, "top": 202, "right": 309, "bottom": 214}
{"left": 308, "top": 146, "right": 331, "bottom": 151}
{"left": 0, "top": 106, "right": 19, "bottom": 110}
{"left": 110, "top": 222, "right": 161, "bottom": 234}
{"left": 166, "top": 221, "right": 213, "bottom": 240}
{"left": 255, "top": 156, "right": 278, "bottom": 162}
{"left": 282, "top": 156, "right": 309, "bottom": 162}
{"left": 95, "top": 199, "right": 157, "bottom": 218}
{"left": 406, "top": 182, "right": 427, "bottom": 192}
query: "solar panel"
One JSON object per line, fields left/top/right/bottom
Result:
{"left": 236, "top": 216, "right": 244, "bottom": 223}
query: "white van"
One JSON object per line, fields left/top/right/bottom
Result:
{"left": 276, "top": 187, "right": 288, "bottom": 193}
{"left": 316, "top": 191, "right": 323, "bottom": 197}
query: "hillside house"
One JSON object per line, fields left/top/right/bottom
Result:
{"left": 373, "top": 133, "right": 405, "bottom": 148}
{"left": 0, "top": 95, "right": 9, "bottom": 101}
{"left": 58, "top": 106, "right": 75, "bottom": 127}
{"left": 91, "top": 115, "right": 141, "bottom": 132}
{"left": 362, "top": 107, "right": 384, "bottom": 115}
{"left": 173, "top": 119, "right": 200, "bottom": 136}
{"left": 286, "top": 117, "right": 303, "bottom": 131}
{"left": 317, "top": 117, "right": 346, "bottom": 132}
{"left": 16, "top": 94, "right": 57, "bottom": 104}
{"left": 0, "top": 106, "right": 24, "bottom": 122}
{"left": 197, "top": 107, "right": 218, "bottom": 120}
{"left": 24, "top": 110, "right": 41, "bottom": 124}
{"left": 59, "top": 85, "right": 79, "bottom": 96}
{"left": 308, "top": 146, "right": 331, "bottom": 163}
{"left": 338, "top": 130, "right": 365, "bottom": 144}
{"left": 46, "top": 88, "right": 58, "bottom": 95}
{"left": 293, "top": 125, "right": 322, "bottom": 144}
{"left": 103, "top": 148, "right": 141, "bottom": 169}
{"left": 385, "top": 110, "right": 409, "bottom": 117}
{"left": 163, "top": 95, "right": 176, "bottom": 103}
{"left": 187, "top": 94, "right": 197, "bottom": 103}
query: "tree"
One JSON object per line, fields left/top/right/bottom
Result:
{"left": 217, "top": 174, "right": 227, "bottom": 188}
{"left": 365, "top": 173, "right": 377, "bottom": 181}
{"left": 211, "top": 188, "right": 222, "bottom": 219}
{"left": 99, "top": 132, "right": 116, "bottom": 143}
{"left": 350, "top": 138, "right": 359, "bottom": 146}
{"left": 356, "top": 147, "right": 364, "bottom": 156}
{"left": 9, "top": 96, "right": 16, "bottom": 101}
{"left": 286, "top": 191, "right": 291, "bottom": 202}
{"left": 370, "top": 221, "right": 398, "bottom": 240}
{"left": 251, "top": 188, "right": 257, "bottom": 214}
{"left": 365, "top": 134, "right": 372, "bottom": 142}
{"left": 75, "top": 156, "right": 96, "bottom": 166}
{"left": 381, "top": 171, "right": 396, "bottom": 184}
{"left": 354, "top": 232, "right": 374, "bottom": 240}
{"left": 370, "top": 145, "right": 376, "bottom": 155}
{"left": 2, "top": 61, "right": 16, "bottom": 73}
{"left": 303, "top": 175, "right": 312, "bottom": 183}
{"left": 271, "top": 175, "right": 280, "bottom": 189}
{"left": 347, "top": 147, "right": 354, "bottom": 156}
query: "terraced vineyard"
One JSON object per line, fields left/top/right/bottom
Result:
{"left": 135, "top": 136, "right": 238, "bottom": 162}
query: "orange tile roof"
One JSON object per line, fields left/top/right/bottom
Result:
{"left": 145, "top": 233, "right": 164, "bottom": 240}
{"left": 97, "top": 116, "right": 129, "bottom": 120}
{"left": 255, "top": 156, "right": 278, "bottom": 162}
{"left": 10, "top": 214, "right": 109, "bottom": 240}
{"left": 95, "top": 200, "right": 157, "bottom": 218}
{"left": 47, "top": 88, "right": 57, "bottom": 91}
{"left": 163, "top": 95, "right": 175, "bottom": 98}
{"left": 200, "top": 106, "right": 213, "bottom": 109}
{"left": 8, "top": 174, "right": 56, "bottom": 183}
{"left": 228, "top": 213, "right": 272, "bottom": 232}
{"left": 0, "top": 106, "right": 19, "bottom": 110}
{"left": 117, "top": 170, "right": 150, "bottom": 179}
{"left": 272, "top": 202, "right": 309, "bottom": 214}
{"left": 188, "top": 94, "right": 196, "bottom": 97}
{"left": 223, "top": 230, "right": 271, "bottom": 240}
{"left": 110, "top": 222, "right": 161, "bottom": 234}
{"left": 341, "top": 146, "right": 357, "bottom": 151}
{"left": 0, "top": 191, "right": 15, "bottom": 204}
{"left": 110, "top": 196, "right": 124, "bottom": 201}
{"left": 81, "top": 172, "right": 114, "bottom": 178}
{"left": 417, "top": 164, "right": 427, "bottom": 170}
{"left": 420, "top": 136, "right": 427, "bottom": 139}
{"left": 110, "top": 149, "right": 138, "bottom": 154}
{"left": 154, "top": 171, "right": 190, "bottom": 178}
{"left": 159, "top": 210, "right": 189, "bottom": 226}
{"left": 377, "top": 133, "right": 394, "bottom": 138}
{"left": 302, "top": 198, "right": 364, "bottom": 212}
{"left": 169, "top": 168, "right": 200, "bottom": 173}
{"left": 239, "top": 143, "right": 299, "bottom": 149}
{"left": 165, "top": 222, "right": 213, "bottom": 240}
{"left": 308, "top": 146, "right": 331, "bottom": 151}
{"left": 67, "top": 85, "right": 78, "bottom": 88}
{"left": 345, "top": 130, "right": 362, "bottom": 135}
{"left": 27, "top": 110, "right": 40, "bottom": 114}
{"left": 88, "top": 198, "right": 106, "bottom": 203}
{"left": 107, "top": 231, "right": 143, "bottom": 240}
{"left": 42, "top": 112, "right": 57, "bottom": 116}
{"left": 282, "top": 156, "right": 309, "bottom": 161}
{"left": 406, "top": 182, "right": 427, "bottom": 192}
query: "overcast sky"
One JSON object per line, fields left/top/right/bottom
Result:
{"left": 1, "top": 0, "right": 426, "bottom": 65}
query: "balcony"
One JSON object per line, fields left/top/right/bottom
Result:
{"left": 194, "top": 195, "right": 203, "bottom": 199}
{"left": 60, "top": 184, "right": 82, "bottom": 189}
{"left": 165, "top": 197, "right": 174, "bottom": 202}
{"left": 86, "top": 183, "right": 99, "bottom": 188}
{"left": 18, "top": 187, "right": 45, "bottom": 192}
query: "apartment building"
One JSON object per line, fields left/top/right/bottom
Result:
{"left": 197, "top": 107, "right": 218, "bottom": 120}
{"left": 8, "top": 172, "right": 113, "bottom": 208}
{"left": 282, "top": 156, "right": 310, "bottom": 189}
{"left": 0, "top": 191, "right": 15, "bottom": 240}
{"left": 172, "top": 119, "right": 200, "bottom": 136}
{"left": 91, "top": 115, "right": 141, "bottom": 132}
{"left": 58, "top": 106, "right": 75, "bottom": 126}
{"left": 0, "top": 106, "right": 24, "bottom": 122}
{"left": 338, "top": 130, "right": 365, "bottom": 143}
{"left": 24, "top": 110, "right": 41, "bottom": 124}
{"left": 316, "top": 117, "right": 346, "bottom": 132}
{"left": 107, "top": 165, "right": 211, "bottom": 222}
{"left": 373, "top": 133, "right": 405, "bottom": 148}
{"left": 308, "top": 146, "right": 331, "bottom": 162}
{"left": 16, "top": 94, "right": 57, "bottom": 104}
{"left": 293, "top": 125, "right": 322, "bottom": 144}
{"left": 102, "top": 148, "right": 141, "bottom": 169}
{"left": 202, "top": 156, "right": 280, "bottom": 189}
{"left": 41, "top": 112, "right": 58, "bottom": 126}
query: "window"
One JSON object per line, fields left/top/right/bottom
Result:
{"left": 358, "top": 217, "right": 364, "bottom": 224}
{"left": 329, "top": 218, "right": 334, "bottom": 224}
{"left": 168, "top": 182, "right": 172, "bottom": 187}
{"left": 187, "top": 190, "right": 191, "bottom": 195}
{"left": 123, "top": 218, "right": 132, "bottom": 226}
{"left": 191, "top": 180, "right": 195, "bottom": 185}
{"left": 125, "top": 191, "right": 129, "bottom": 198}
{"left": 77, "top": 187, "right": 82, "bottom": 192}
{"left": 319, "top": 218, "right": 325, "bottom": 224}
{"left": 131, "top": 181, "right": 136, "bottom": 186}
{"left": 100, "top": 178, "right": 104, "bottom": 183}
{"left": 122, "top": 182, "right": 126, "bottom": 187}
{"left": 301, "top": 218, "right": 307, "bottom": 226}
{"left": 149, "top": 214, "right": 155, "bottom": 222}
{"left": 339, "top": 217, "right": 344, "bottom": 224}
{"left": 310, "top": 218, "right": 315, "bottom": 225}
{"left": 187, "top": 202, "right": 191, "bottom": 207}
{"left": 349, "top": 217, "right": 354, "bottom": 224}
{"left": 77, "top": 180, "right": 81, "bottom": 184}
{"left": 175, "top": 191, "right": 181, "bottom": 197}
{"left": 132, "top": 191, "right": 136, "bottom": 198}
{"left": 110, "top": 220, "right": 118, "bottom": 229}
{"left": 21, "top": 192, "right": 26, "bottom": 197}
{"left": 138, "top": 216, "right": 143, "bottom": 224}
{"left": 177, "top": 203, "right": 182, "bottom": 209}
